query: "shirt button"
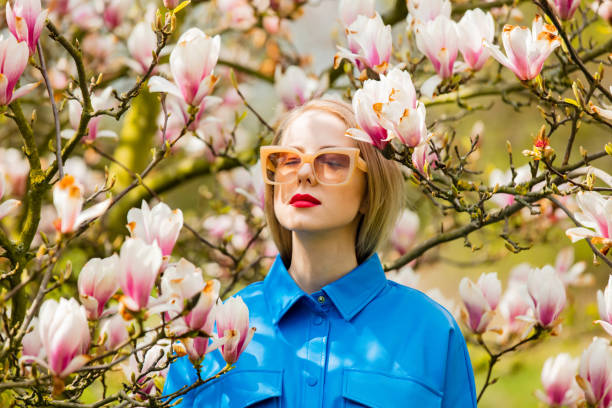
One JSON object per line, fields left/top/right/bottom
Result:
{"left": 307, "top": 375, "right": 318, "bottom": 386}
{"left": 313, "top": 315, "right": 323, "bottom": 325}
{"left": 317, "top": 295, "right": 326, "bottom": 304}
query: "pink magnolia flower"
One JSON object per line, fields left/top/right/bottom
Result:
{"left": 596, "top": 276, "right": 612, "bottom": 337}
{"left": 216, "top": 296, "right": 256, "bottom": 364}
{"left": 565, "top": 191, "right": 612, "bottom": 252}
{"left": 98, "top": 314, "right": 130, "bottom": 350}
{"left": 578, "top": 337, "right": 612, "bottom": 407}
{"left": 21, "top": 317, "right": 44, "bottom": 360}
{"left": 415, "top": 15, "right": 459, "bottom": 79}
{"left": 118, "top": 238, "right": 163, "bottom": 311}
{"left": 554, "top": 247, "right": 589, "bottom": 287}
{"left": 390, "top": 209, "right": 420, "bottom": 255}
{"left": 62, "top": 87, "right": 118, "bottom": 142}
{"left": 175, "top": 336, "right": 220, "bottom": 363}
{"left": 126, "top": 22, "right": 157, "bottom": 75}
{"left": 498, "top": 282, "right": 531, "bottom": 336}
{"left": 0, "top": 169, "right": 21, "bottom": 220}
{"left": 346, "top": 68, "right": 428, "bottom": 148}
{"left": 101, "top": 0, "right": 127, "bottom": 30}
{"left": 164, "top": 0, "right": 180, "bottom": 9}
{"left": 52, "top": 174, "right": 111, "bottom": 234}
{"left": 0, "top": 147, "right": 29, "bottom": 196}
{"left": 78, "top": 254, "right": 120, "bottom": 319}
{"left": 149, "top": 28, "right": 220, "bottom": 106}
{"left": 217, "top": 0, "right": 257, "bottom": 30}
{"left": 232, "top": 161, "right": 265, "bottom": 210}
{"left": 525, "top": 266, "right": 566, "bottom": 328}
{"left": 338, "top": 0, "right": 375, "bottom": 28}
{"left": 406, "top": 0, "right": 451, "bottom": 29}
{"left": 126, "top": 200, "right": 183, "bottom": 258}
{"left": 0, "top": 35, "right": 40, "bottom": 106}
{"left": 334, "top": 12, "right": 392, "bottom": 75}
{"left": 552, "top": 0, "right": 581, "bottom": 20}
{"left": 485, "top": 15, "right": 561, "bottom": 81}
{"left": 596, "top": 0, "right": 612, "bottom": 23}
{"left": 5, "top": 0, "right": 48, "bottom": 56}
{"left": 411, "top": 141, "right": 438, "bottom": 175}
{"left": 122, "top": 337, "right": 170, "bottom": 395}
{"left": 274, "top": 66, "right": 326, "bottom": 110}
{"left": 535, "top": 353, "right": 583, "bottom": 406}
{"left": 489, "top": 164, "right": 531, "bottom": 208}
{"left": 459, "top": 272, "right": 501, "bottom": 333}
{"left": 33, "top": 298, "right": 91, "bottom": 377}
{"left": 203, "top": 213, "right": 251, "bottom": 250}
{"left": 161, "top": 258, "right": 205, "bottom": 316}
{"left": 457, "top": 9, "right": 495, "bottom": 71}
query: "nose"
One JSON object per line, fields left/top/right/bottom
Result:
{"left": 296, "top": 162, "right": 317, "bottom": 185}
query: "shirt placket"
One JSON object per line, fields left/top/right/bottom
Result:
{"left": 304, "top": 293, "right": 330, "bottom": 408}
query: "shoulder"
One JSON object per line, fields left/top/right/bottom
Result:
{"left": 384, "top": 280, "right": 459, "bottom": 333}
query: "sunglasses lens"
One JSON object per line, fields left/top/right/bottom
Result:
{"left": 314, "top": 153, "right": 351, "bottom": 184}
{"left": 264, "top": 150, "right": 354, "bottom": 184}
{"left": 266, "top": 151, "right": 302, "bottom": 183}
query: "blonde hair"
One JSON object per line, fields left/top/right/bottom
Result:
{"left": 263, "top": 98, "right": 405, "bottom": 267}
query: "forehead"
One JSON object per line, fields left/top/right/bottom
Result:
{"left": 281, "top": 109, "right": 358, "bottom": 151}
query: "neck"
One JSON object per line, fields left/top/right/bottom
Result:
{"left": 287, "top": 222, "right": 360, "bottom": 294}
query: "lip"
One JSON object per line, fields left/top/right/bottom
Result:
{"left": 289, "top": 193, "right": 321, "bottom": 207}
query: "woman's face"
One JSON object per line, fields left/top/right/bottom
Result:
{"left": 273, "top": 109, "right": 367, "bottom": 233}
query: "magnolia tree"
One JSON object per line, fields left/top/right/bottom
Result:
{"left": 0, "top": 0, "right": 611, "bottom": 406}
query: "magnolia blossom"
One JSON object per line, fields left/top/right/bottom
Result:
{"left": 489, "top": 164, "right": 531, "bottom": 208}
{"left": 126, "top": 22, "right": 157, "bottom": 75}
{"left": 122, "top": 338, "right": 170, "bottom": 395}
{"left": 232, "top": 161, "right": 265, "bottom": 210}
{"left": 33, "top": 298, "right": 90, "bottom": 377}
{"left": 203, "top": 213, "right": 251, "bottom": 250}
{"left": 338, "top": 0, "right": 375, "bottom": 28}
{"left": 525, "top": 266, "right": 566, "bottom": 328}
{"left": 595, "top": 0, "right": 612, "bottom": 23}
{"left": 457, "top": 9, "right": 495, "bottom": 71}
{"left": 62, "top": 87, "right": 118, "bottom": 141}
{"left": 459, "top": 272, "right": 501, "bottom": 333}
{"left": 578, "top": 337, "right": 612, "bottom": 407}
{"left": 485, "top": 15, "right": 561, "bottom": 81}
{"left": 126, "top": 200, "right": 183, "bottom": 258}
{"left": 175, "top": 336, "right": 219, "bottom": 363}
{"left": 498, "top": 282, "right": 531, "bottom": 336}
{"left": 216, "top": 296, "right": 256, "bottom": 364}
{"left": 411, "top": 141, "right": 438, "bottom": 175}
{"left": 78, "top": 255, "right": 120, "bottom": 319}
{"left": 535, "top": 353, "right": 583, "bottom": 406}
{"left": 118, "top": 238, "right": 163, "bottom": 311}
{"left": 0, "top": 147, "right": 29, "bottom": 196}
{"left": 217, "top": 0, "right": 257, "bottom": 30}
{"left": 102, "top": 0, "right": 128, "bottom": 30}
{"left": 334, "top": 13, "right": 392, "bottom": 75}
{"left": 52, "top": 174, "right": 111, "bottom": 234}
{"left": 386, "top": 264, "right": 420, "bottom": 288}
{"left": 149, "top": 28, "right": 220, "bottom": 106}
{"left": 415, "top": 15, "right": 459, "bottom": 79}
{"left": 21, "top": 317, "right": 44, "bottom": 360}
{"left": 390, "top": 209, "right": 420, "bottom": 255}
{"left": 6, "top": 0, "right": 48, "bottom": 56}
{"left": 161, "top": 258, "right": 205, "bottom": 315}
{"left": 406, "top": 0, "right": 451, "bottom": 29}
{"left": 346, "top": 68, "right": 428, "bottom": 149}
{"left": 98, "top": 314, "right": 130, "bottom": 350}
{"left": 164, "top": 0, "right": 180, "bottom": 8}
{"left": 554, "top": 247, "right": 589, "bottom": 286}
{"left": 565, "top": 191, "right": 612, "bottom": 252}
{"left": 596, "top": 276, "right": 612, "bottom": 337}
{"left": 0, "top": 169, "right": 21, "bottom": 220}
{"left": 552, "top": 0, "right": 581, "bottom": 20}
{"left": 274, "top": 66, "right": 326, "bottom": 110}
{"left": 0, "top": 35, "right": 39, "bottom": 105}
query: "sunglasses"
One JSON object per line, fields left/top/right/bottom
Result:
{"left": 260, "top": 146, "right": 368, "bottom": 186}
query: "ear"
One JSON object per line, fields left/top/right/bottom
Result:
{"left": 359, "top": 195, "right": 369, "bottom": 215}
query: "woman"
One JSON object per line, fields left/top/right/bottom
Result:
{"left": 163, "top": 99, "right": 477, "bottom": 407}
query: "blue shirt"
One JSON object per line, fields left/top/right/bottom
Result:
{"left": 163, "top": 253, "right": 477, "bottom": 407}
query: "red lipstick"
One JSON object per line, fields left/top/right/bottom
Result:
{"left": 289, "top": 193, "right": 321, "bottom": 208}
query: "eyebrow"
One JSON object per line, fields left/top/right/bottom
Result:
{"left": 288, "top": 145, "right": 337, "bottom": 152}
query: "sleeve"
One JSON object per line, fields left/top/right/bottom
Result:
{"left": 161, "top": 356, "right": 199, "bottom": 408}
{"left": 441, "top": 319, "right": 477, "bottom": 408}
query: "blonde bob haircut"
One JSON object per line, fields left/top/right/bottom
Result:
{"left": 263, "top": 98, "right": 405, "bottom": 267}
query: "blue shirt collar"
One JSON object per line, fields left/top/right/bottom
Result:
{"left": 263, "top": 253, "right": 387, "bottom": 324}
